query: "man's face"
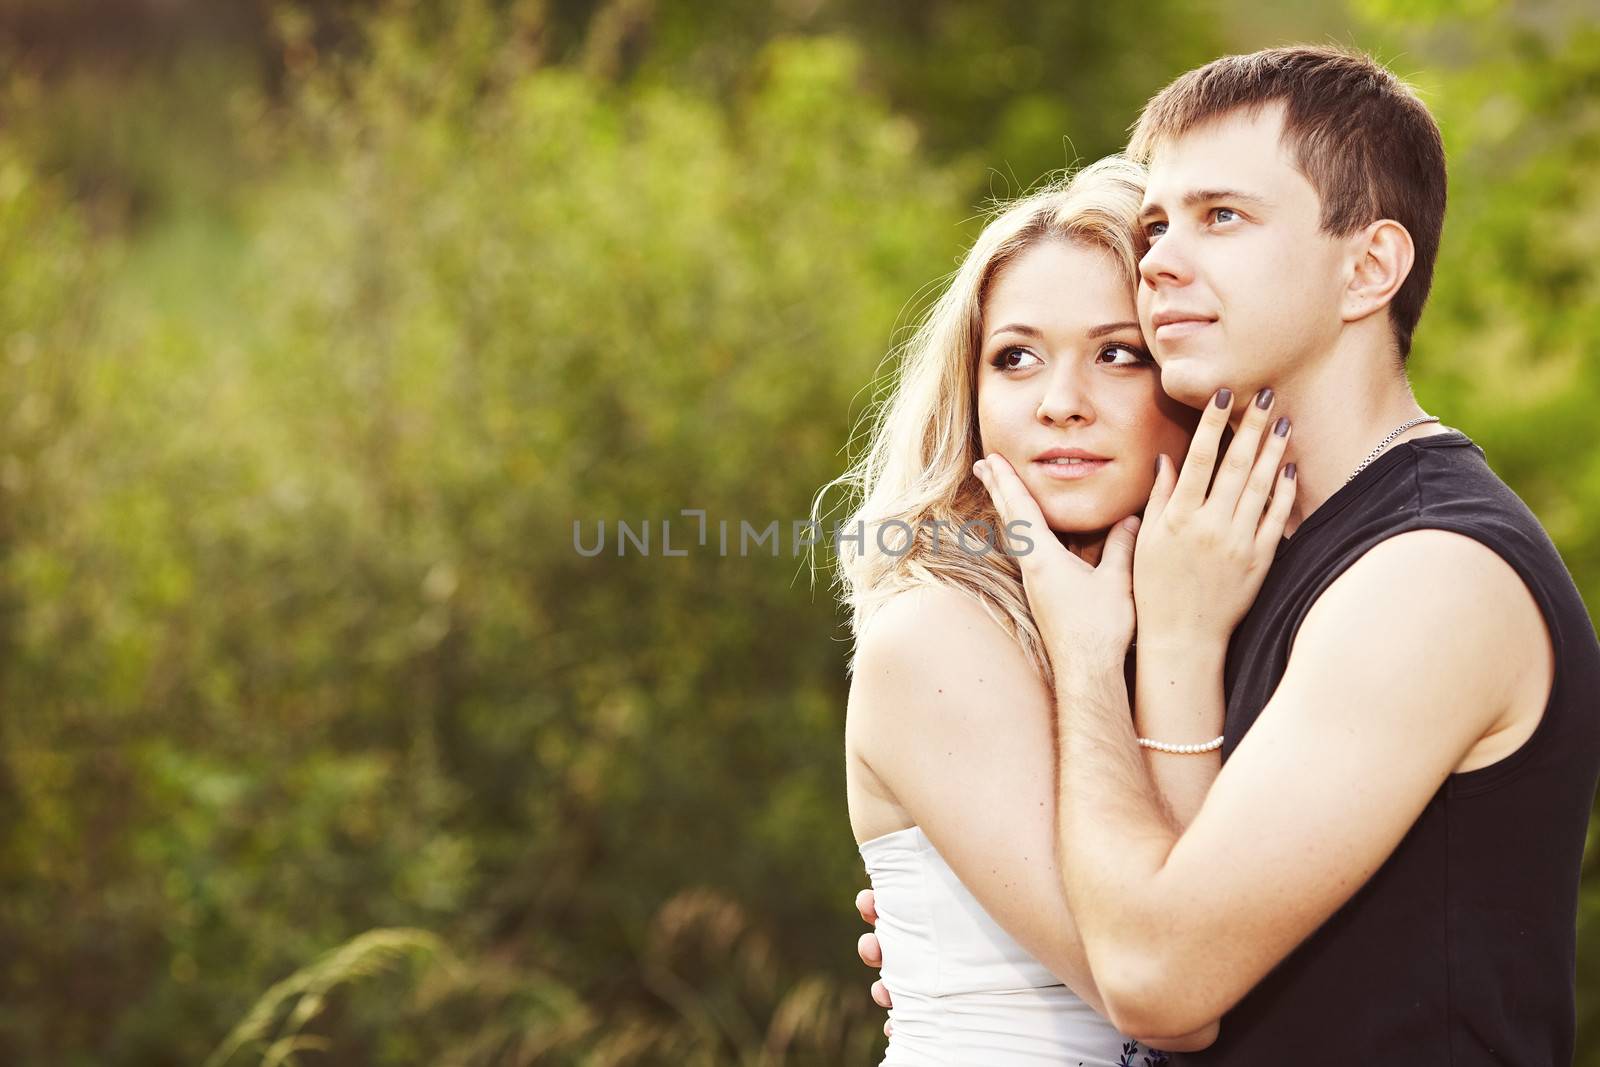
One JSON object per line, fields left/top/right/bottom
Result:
{"left": 1136, "top": 103, "right": 1350, "bottom": 410}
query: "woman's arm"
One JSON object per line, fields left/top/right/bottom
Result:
{"left": 848, "top": 583, "right": 1099, "bottom": 1004}
{"left": 848, "top": 582, "right": 1218, "bottom": 1050}
{"left": 1126, "top": 402, "right": 1297, "bottom": 831}
{"left": 1132, "top": 636, "right": 1225, "bottom": 830}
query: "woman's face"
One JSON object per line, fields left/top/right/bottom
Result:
{"left": 976, "top": 238, "right": 1199, "bottom": 538}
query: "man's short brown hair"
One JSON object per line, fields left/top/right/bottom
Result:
{"left": 1129, "top": 46, "right": 1446, "bottom": 361}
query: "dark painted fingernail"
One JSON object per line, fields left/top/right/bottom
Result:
{"left": 1214, "top": 388, "right": 1232, "bottom": 408}
{"left": 1255, "top": 387, "right": 1274, "bottom": 409}
{"left": 1274, "top": 416, "right": 1290, "bottom": 437}
{"left": 1284, "top": 462, "right": 1297, "bottom": 480}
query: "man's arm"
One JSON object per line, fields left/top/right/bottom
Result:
{"left": 1053, "top": 528, "right": 1552, "bottom": 1038}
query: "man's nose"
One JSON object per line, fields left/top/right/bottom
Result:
{"left": 1139, "top": 231, "right": 1191, "bottom": 290}
{"left": 1036, "top": 361, "right": 1094, "bottom": 425}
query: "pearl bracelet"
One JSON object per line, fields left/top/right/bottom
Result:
{"left": 1136, "top": 734, "right": 1225, "bottom": 755}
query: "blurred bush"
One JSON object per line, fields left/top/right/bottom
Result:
{"left": 1, "top": 4, "right": 965, "bottom": 1064}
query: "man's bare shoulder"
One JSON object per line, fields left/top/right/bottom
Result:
{"left": 1319, "top": 527, "right": 1542, "bottom": 631}
{"left": 1292, "top": 526, "right": 1550, "bottom": 728}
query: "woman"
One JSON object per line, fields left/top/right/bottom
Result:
{"left": 819, "top": 157, "right": 1293, "bottom": 1064}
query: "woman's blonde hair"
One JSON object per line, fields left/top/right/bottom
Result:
{"left": 814, "top": 155, "right": 1148, "bottom": 688}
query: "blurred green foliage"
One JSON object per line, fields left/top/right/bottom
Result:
{"left": 0, "top": 0, "right": 1596, "bottom": 1063}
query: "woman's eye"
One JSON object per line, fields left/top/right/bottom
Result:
{"left": 1099, "top": 343, "right": 1152, "bottom": 366}
{"left": 991, "top": 346, "right": 1042, "bottom": 371}
{"left": 1211, "top": 207, "right": 1238, "bottom": 224}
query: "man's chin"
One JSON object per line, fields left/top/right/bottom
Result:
{"left": 1157, "top": 356, "right": 1222, "bottom": 409}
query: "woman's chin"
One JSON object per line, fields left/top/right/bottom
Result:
{"left": 1036, "top": 503, "right": 1115, "bottom": 538}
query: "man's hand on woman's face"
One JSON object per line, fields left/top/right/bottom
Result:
{"left": 855, "top": 888, "right": 894, "bottom": 1037}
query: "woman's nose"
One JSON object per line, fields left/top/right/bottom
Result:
{"left": 1036, "top": 363, "right": 1094, "bottom": 425}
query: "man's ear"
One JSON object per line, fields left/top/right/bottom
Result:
{"left": 1342, "top": 219, "right": 1415, "bottom": 324}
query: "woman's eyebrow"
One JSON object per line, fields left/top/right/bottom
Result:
{"left": 986, "top": 321, "right": 1139, "bottom": 342}
{"left": 986, "top": 323, "right": 1044, "bottom": 341}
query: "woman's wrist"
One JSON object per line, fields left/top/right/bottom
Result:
{"left": 1133, "top": 632, "right": 1228, "bottom": 738}
{"left": 1133, "top": 627, "right": 1229, "bottom": 662}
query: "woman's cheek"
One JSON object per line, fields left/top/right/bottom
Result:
{"left": 1119, "top": 466, "right": 1151, "bottom": 516}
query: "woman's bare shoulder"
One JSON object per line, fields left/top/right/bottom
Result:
{"left": 848, "top": 583, "right": 1045, "bottom": 733}
{"left": 845, "top": 583, "right": 1057, "bottom": 845}
{"left": 855, "top": 583, "right": 1013, "bottom": 658}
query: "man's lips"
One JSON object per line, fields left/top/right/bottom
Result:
{"left": 1153, "top": 317, "right": 1216, "bottom": 341}
{"left": 1145, "top": 308, "right": 1216, "bottom": 342}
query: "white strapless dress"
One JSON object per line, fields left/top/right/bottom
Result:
{"left": 858, "top": 825, "right": 1167, "bottom": 1067}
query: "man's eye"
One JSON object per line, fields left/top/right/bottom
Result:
{"left": 990, "top": 346, "right": 1042, "bottom": 371}
{"left": 1145, "top": 220, "right": 1168, "bottom": 239}
{"left": 1099, "top": 343, "right": 1152, "bottom": 366}
{"left": 1211, "top": 207, "right": 1238, "bottom": 224}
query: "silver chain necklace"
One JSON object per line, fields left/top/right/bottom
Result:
{"left": 1345, "top": 415, "right": 1442, "bottom": 485}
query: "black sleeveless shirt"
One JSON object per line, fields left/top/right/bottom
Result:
{"left": 1170, "top": 429, "right": 1600, "bottom": 1065}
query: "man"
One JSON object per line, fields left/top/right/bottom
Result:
{"left": 858, "top": 46, "right": 1600, "bottom": 1062}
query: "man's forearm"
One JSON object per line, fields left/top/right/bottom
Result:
{"left": 1054, "top": 658, "right": 1178, "bottom": 901}
{"left": 1133, "top": 635, "right": 1227, "bottom": 829}
{"left": 1052, "top": 655, "right": 1182, "bottom": 1019}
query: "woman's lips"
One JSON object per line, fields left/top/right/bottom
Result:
{"left": 1154, "top": 318, "right": 1214, "bottom": 341}
{"left": 1033, "top": 458, "right": 1111, "bottom": 480}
